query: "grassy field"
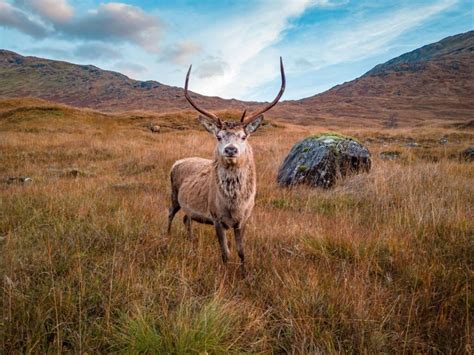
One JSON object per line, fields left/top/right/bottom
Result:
{"left": 1, "top": 99, "right": 472, "bottom": 353}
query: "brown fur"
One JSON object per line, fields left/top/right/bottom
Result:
{"left": 167, "top": 130, "right": 257, "bottom": 271}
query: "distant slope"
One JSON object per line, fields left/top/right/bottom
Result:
{"left": 1, "top": 31, "right": 473, "bottom": 126}
{"left": 0, "top": 97, "right": 222, "bottom": 132}
{"left": 279, "top": 31, "right": 474, "bottom": 125}
{"left": 0, "top": 50, "right": 251, "bottom": 112}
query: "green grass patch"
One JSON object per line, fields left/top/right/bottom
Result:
{"left": 112, "top": 297, "right": 255, "bottom": 354}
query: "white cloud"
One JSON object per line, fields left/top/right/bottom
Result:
{"left": 278, "top": 0, "right": 459, "bottom": 73}
{"left": 14, "top": 0, "right": 74, "bottom": 24}
{"left": 294, "top": 57, "right": 314, "bottom": 70}
{"left": 2, "top": 1, "right": 163, "bottom": 53}
{"left": 195, "top": 56, "right": 229, "bottom": 79}
{"left": 160, "top": 41, "right": 201, "bottom": 65}
{"left": 0, "top": 1, "right": 48, "bottom": 38}
{"left": 243, "top": 0, "right": 458, "bottom": 99}
{"left": 319, "top": 0, "right": 459, "bottom": 66}
{"left": 114, "top": 61, "right": 147, "bottom": 78}
{"left": 61, "top": 3, "right": 163, "bottom": 53}
{"left": 73, "top": 42, "right": 123, "bottom": 61}
{"left": 186, "top": 0, "right": 317, "bottom": 99}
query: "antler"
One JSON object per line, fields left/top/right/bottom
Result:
{"left": 240, "top": 109, "right": 247, "bottom": 123}
{"left": 184, "top": 65, "right": 222, "bottom": 127}
{"left": 242, "top": 57, "right": 285, "bottom": 124}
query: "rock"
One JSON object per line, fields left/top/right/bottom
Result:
{"left": 149, "top": 124, "right": 161, "bottom": 133}
{"left": 439, "top": 137, "right": 449, "bottom": 145}
{"left": 3, "top": 176, "right": 33, "bottom": 184}
{"left": 404, "top": 142, "right": 420, "bottom": 148}
{"left": 459, "top": 147, "right": 473, "bottom": 162}
{"left": 277, "top": 133, "right": 371, "bottom": 188}
{"left": 380, "top": 151, "right": 401, "bottom": 160}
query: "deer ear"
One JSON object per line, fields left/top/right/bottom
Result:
{"left": 244, "top": 115, "right": 264, "bottom": 135}
{"left": 198, "top": 115, "right": 220, "bottom": 135}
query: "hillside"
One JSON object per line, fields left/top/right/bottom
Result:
{"left": 278, "top": 31, "right": 474, "bottom": 126}
{"left": 0, "top": 31, "right": 473, "bottom": 126}
{"left": 0, "top": 50, "right": 251, "bottom": 113}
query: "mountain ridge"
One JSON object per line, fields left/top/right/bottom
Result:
{"left": 0, "top": 49, "right": 255, "bottom": 113}
{"left": 1, "top": 31, "right": 473, "bottom": 126}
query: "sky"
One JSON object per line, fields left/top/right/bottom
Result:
{"left": 0, "top": 0, "right": 472, "bottom": 101}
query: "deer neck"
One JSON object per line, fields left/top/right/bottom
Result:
{"left": 214, "top": 146, "right": 255, "bottom": 201}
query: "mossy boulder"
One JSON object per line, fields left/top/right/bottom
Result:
{"left": 459, "top": 147, "right": 473, "bottom": 162}
{"left": 277, "top": 133, "right": 371, "bottom": 188}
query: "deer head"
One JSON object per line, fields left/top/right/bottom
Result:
{"left": 184, "top": 57, "right": 285, "bottom": 166}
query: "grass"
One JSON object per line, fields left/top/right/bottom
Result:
{"left": 112, "top": 296, "right": 265, "bottom": 353}
{"left": 0, "top": 98, "right": 473, "bottom": 353}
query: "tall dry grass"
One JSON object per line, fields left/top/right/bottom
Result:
{"left": 1, "top": 100, "right": 472, "bottom": 353}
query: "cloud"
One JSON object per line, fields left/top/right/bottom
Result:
{"left": 294, "top": 57, "right": 314, "bottom": 70}
{"left": 2, "top": 1, "right": 163, "bottom": 53}
{"left": 284, "top": 0, "right": 459, "bottom": 73}
{"left": 187, "top": 0, "right": 317, "bottom": 98}
{"left": 25, "top": 46, "right": 72, "bottom": 59}
{"left": 184, "top": 0, "right": 458, "bottom": 99}
{"left": 14, "top": 0, "right": 74, "bottom": 24}
{"left": 160, "top": 41, "right": 201, "bottom": 65}
{"left": 60, "top": 3, "right": 163, "bottom": 53}
{"left": 114, "top": 61, "right": 147, "bottom": 78}
{"left": 195, "top": 56, "right": 229, "bottom": 79}
{"left": 73, "top": 43, "right": 123, "bottom": 61}
{"left": 0, "top": 1, "right": 48, "bottom": 38}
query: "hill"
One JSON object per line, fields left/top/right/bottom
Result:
{"left": 0, "top": 50, "right": 252, "bottom": 113}
{"left": 278, "top": 31, "right": 474, "bottom": 126}
{"left": 0, "top": 31, "right": 473, "bottom": 126}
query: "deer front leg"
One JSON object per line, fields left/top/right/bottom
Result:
{"left": 234, "top": 225, "right": 246, "bottom": 275}
{"left": 215, "top": 222, "right": 230, "bottom": 264}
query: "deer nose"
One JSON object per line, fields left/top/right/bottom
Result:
{"left": 224, "top": 145, "right": 238, "bottom": 157}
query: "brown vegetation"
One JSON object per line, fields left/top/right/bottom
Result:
{"left": 1, "top": 98, "right": 472, "bottom": 353}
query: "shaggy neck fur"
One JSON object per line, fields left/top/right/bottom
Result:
{"left": 214, "top": 146, "right": 255, "bottom": 202}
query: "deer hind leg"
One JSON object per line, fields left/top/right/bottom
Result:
{"left": 167, "top": 203, "right": 180, "bottom": 235}
{"left": 234, "top": 225, "right": 246, "bottom": 275}
{"left": 167, "top": 185, "right": 180, "bottom": 235}
{"left": 183, "top": 215, "right": 194, "bottom": 240}
{"left": 215, "top": 222, "right": 230, "bottom": 264}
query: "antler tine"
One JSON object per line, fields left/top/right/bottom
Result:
{"left": 240, "top": 109, "right": 247, "bottom": 122}
{"left": 243, "top": 57, "right": 286, "bottom": 124}
{"left": 184, "top": 65, "right": 222, "bottom": 126}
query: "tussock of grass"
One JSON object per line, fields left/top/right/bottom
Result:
{"left": 113, "top": 297, "right": 263, "bottom": 353}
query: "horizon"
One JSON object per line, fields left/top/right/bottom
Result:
{"left": 0, "top": 0, "right": 472, "bottom": 101}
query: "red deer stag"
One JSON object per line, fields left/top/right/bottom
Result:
{"left": 167, "top": 58, "right": 285, "bottom": 272}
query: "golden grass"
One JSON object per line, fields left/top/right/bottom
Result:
{"left": 1, "top": 99, "right": 473, "bottom": 353}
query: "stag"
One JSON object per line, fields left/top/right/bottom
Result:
{"left": 167, "top": 58, "right": 285, "bottom": 272}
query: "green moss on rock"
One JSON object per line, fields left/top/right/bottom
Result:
{"left": 309, "top": 132, "right": 358, "bottom": 143}
{"left": 298, "top": 165, "right": 309, "bottom": 172}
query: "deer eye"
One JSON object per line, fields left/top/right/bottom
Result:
{"left": 217, "top": 136, "right": 222, "bottom": 141}
{"left": 241, "top": 135, "right": 247, "bottom": 140}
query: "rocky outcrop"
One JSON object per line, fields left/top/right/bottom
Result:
{"left": 277, "top": 133, "right": 371, "bottom": 188}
